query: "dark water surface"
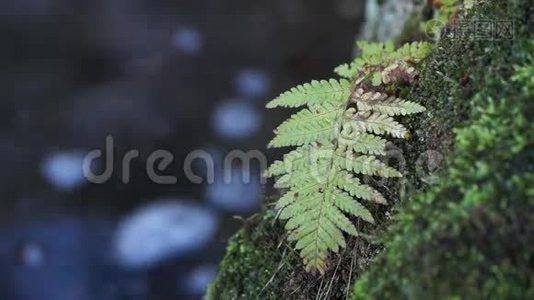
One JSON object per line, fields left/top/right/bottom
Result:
{"left": 0, "top": 0, "right": 364, "bottom": 298}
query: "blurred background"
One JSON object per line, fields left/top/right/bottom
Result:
{"left": 0, "top": 0, "right": 365, "bottom": 298}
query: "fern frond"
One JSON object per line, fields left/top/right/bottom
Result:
{"left": 334, "top": 59, "right": 364, "bottom": 79}
{"left": 333, "top": 171, "right": 387, "bottom": 204}
{"left": 334, "top": 63, "right": 354, "bottom": 78}
{"left": 266, "top": 41, "right": 428, "bottom": 273}
{"left": 266, "top": 146, "right": 311, "bottom": 177}
{"left": 268, "top": 104, "right": 344, "bottom": 147}
{"left": 345, "top": 110, "right": 408, "bottom": 138}
{"left": 330, "top": 189, "right": 374, "bottom": 223}
{"left": 358, "top": 98, "right": 425, "bottom": 116}
{"left": 335, "top": 41, "right": 433, "bottom": 80}
{"left": 338, "top": 131, "right": 387, "bottom": 155}
{"left": 352, "top": 89, "right": 426, "bottom": 116}
{"left": 266, "top": 79, "right": 352, "bottom": 108}
{"left": 391, "top": 41, "right": 433, "bottom": 62}
{"left": 333, "top": 151, "right": 402, "bottom": 178}
{"left": 277, "top": 188, "right": 350, "bottom": 271}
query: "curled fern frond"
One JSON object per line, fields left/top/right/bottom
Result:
{"left": 267, "top": 41, "right": 429, "bottom": 274}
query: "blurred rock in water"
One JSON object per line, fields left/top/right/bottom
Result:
{"left": 211, "top": 100, "right": 262, "bottom": 140}
{"left": 41, "top": 150, "right": 88, "bottom": 192}
{"left": 113, "top": 200, "right": 218, "bottom": 270}
{"left": 172, "top": 27, "right": 204, "bottom": 55}
{"left": 234, "top": 68, "right": 271, "bottom": 100}
{"left": 206, "top": 168, "right": 262, "bottom": 214}
{"left": 0, "top": 218, "right": 112, "bottom": 300}
{"left": 16, "top": 241, "right": 45, "bottom": 268}
{"left": 182, "top": 264, "right": 218, "bottom": 295}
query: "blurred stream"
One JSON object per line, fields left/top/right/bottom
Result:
{"left": 0, "top": 0, "right": 364, "bottom": 298}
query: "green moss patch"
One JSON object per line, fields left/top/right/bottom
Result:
{"left": 353, "top": 0, "right": 534, "bottom": 298}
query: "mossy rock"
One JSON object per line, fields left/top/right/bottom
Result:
{"left": 207, "top": 210, "right": 299, "bottom": 299}
{"left": 353, "top": 0, "right": 534, "bottom": 298}
{"left": 210, "top": 0, "right": 533, "bottom": 298}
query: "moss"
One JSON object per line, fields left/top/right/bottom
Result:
{"left": 211, "top": 0, "right": 533, "bottom": 298}
{"left": 209, "top": 208, "right": 385, "bottom": 299}
{"left": 207, "top": 210, "right": 300, "bottom": 299}
{"left": 353, "top": 0, "right": 534, "bottom": 298}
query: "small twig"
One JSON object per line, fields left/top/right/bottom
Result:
{"left": 321, "top": 256, "right": 342, "bottom": 300}
{"left": 346, "top": 254, "right": 355, "bottom": 300}
{"left": 315, "top": 278, "right": 326, "bottom": 300}
{"left": 258, "top": 249, "right": 288, "bottom": 297}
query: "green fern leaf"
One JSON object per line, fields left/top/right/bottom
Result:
{"left": 352, "top": 89, "right": 426, "bottom": 116}
{"left": 338, "top": 131, "right": 387, "bottom": 155}
{"left": 266, "top": 146, "right": 312, "bottom": 177}
{"left": 268, "top": 103, "right": 344, "bottom": 147}
{"left": 330, "top": 188, "right": 375, "bottom": 223}
{"left": 334, "top": 63, "right": 354, "bottom": 78}
{"left": 334, "top": 58, "right": 364, "bottom": 79}
{"left": 333, "top": 151, "right": 402, "bottom": 178}
{"left": 345, "top": 110, "right": 408, "bottom": 138}
{"left": 334, "top": 171, "right": 387, "bottom": 204}
{"left": 335, "top": 41, "right": 432, "bottom": 80}
{"left": 266, "top": 41, "right": 428, "bottom": 274}
{"left": 371, "top": 72, "right": 383, "bottom": 86}
{"left": 266, "top": 79, "right": 352, "bottom": 108}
